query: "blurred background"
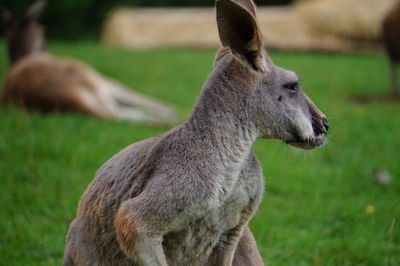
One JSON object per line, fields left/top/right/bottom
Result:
{"left": 1, "top": 0, "right": 394, "bottom": 52}
{"left": 1, "top": 0, "right": 291, "bottom": 39}
{"left": 0, "top": 0, "right": 399, "bottom": 265}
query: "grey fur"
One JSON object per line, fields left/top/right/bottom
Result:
{"left": 63, "top": 0, "right": 328, "bottom": 265}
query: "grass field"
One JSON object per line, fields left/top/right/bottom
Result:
{"left": 0, "top": 40, "right": 399, "bottom": 265}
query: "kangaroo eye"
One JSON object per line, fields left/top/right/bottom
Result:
{"left": 284, "top": 82, "right": 299, "bottom": 91}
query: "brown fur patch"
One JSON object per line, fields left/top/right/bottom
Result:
{"left": 114, "top": 208, "right": 139, "bottom": 255}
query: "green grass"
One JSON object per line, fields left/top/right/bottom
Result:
{"left": 0, "top": 40, "right": 399, "bottom": 265}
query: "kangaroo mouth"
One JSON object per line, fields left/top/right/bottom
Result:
{"left": 285, "top": 134, "right": 326, "bottom": 150}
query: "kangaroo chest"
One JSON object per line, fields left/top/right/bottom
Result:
{"left": 162, "top": 157, "right": 263, "bottom": 266}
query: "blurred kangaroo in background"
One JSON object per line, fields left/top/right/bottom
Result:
{"left": 0, "top": 0, "right": 177, "bottom": 126}
{"left": 383, "top": 0, "right": 400, "bottom": 96}
{"left": 63, "top": 0, "right": 329, "bottom": 265}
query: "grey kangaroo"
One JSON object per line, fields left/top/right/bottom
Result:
{"left": 0, "top": 0, "right": 177, "bottom": 126}
{"left": 63, "top": 0, "right": 329, "bottom": 265}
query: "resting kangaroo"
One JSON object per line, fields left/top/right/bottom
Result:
{"left": 0, "top": 0, "right": 177, "bottom": 126}
{"left": 63, "top": 0, "right": 329, "bottom": 265}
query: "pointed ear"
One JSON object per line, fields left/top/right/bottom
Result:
{"left": 0, "top": 7, "right": 12, "bottom": 23}
{"left": 25, "top": 0, "right": 47, "bottom": 20}
{"left": 216, "top": 0, "right": 267, "bottom": 72}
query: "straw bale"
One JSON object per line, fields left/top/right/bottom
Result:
{"left": 296, "top": 0, "right": 398, "bottom": 40}
{"left": 101, "top": 6, "right": 379, "bottom": 52}
{"left": 102, "top": 8, "right": 218, "bottom": 49}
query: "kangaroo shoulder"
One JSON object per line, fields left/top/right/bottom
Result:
{"left": 96, "top": 136, "right": 161, "bottom": 181}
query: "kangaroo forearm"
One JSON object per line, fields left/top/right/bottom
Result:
{"left": 114, "top": 202, "right": 168, "bottom": 266}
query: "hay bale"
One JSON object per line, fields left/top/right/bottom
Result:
{"left": 101, "top": 6, "right": 378, "bottom": 53}
{"left": 257, "top": 7, "right": 356, "bottom": 52}
{"left": 296, "top": 0, "right": 398, "bottom": 40}
{"left": 102, "top": 8, "right": 218, "bottom": 49}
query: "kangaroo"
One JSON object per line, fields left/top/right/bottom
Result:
{"left": 63, "top": 0, "right": 329, "bottom": 265}
{"left": 0, "top": 0, "right": 177, "bottom": 126}
{"left": 383, "top": 0, "right": 400, "bottom": 96}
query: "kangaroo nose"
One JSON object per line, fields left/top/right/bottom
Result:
{"left": 312, "top": 117, "right": 328, "bottom": 135}
{"left": 322, "top": 118, "right": 329, "bottom": 132}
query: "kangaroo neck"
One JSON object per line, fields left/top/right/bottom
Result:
{"left": 184, "top": 62, "right": 259, "bottom": 166}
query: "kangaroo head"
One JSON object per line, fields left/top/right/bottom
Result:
{"left": 1, "top": 0, "right": 47, "bottom": 65}
{"left": 215, "top": 0, "right": 328, "bottom": 149}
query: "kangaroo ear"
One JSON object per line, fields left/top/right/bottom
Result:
{"left": 25, "top": 0, "right": 47, "bottom": 20}
{"left": 216, "top": 0, "right": 267, "bottom": 72}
